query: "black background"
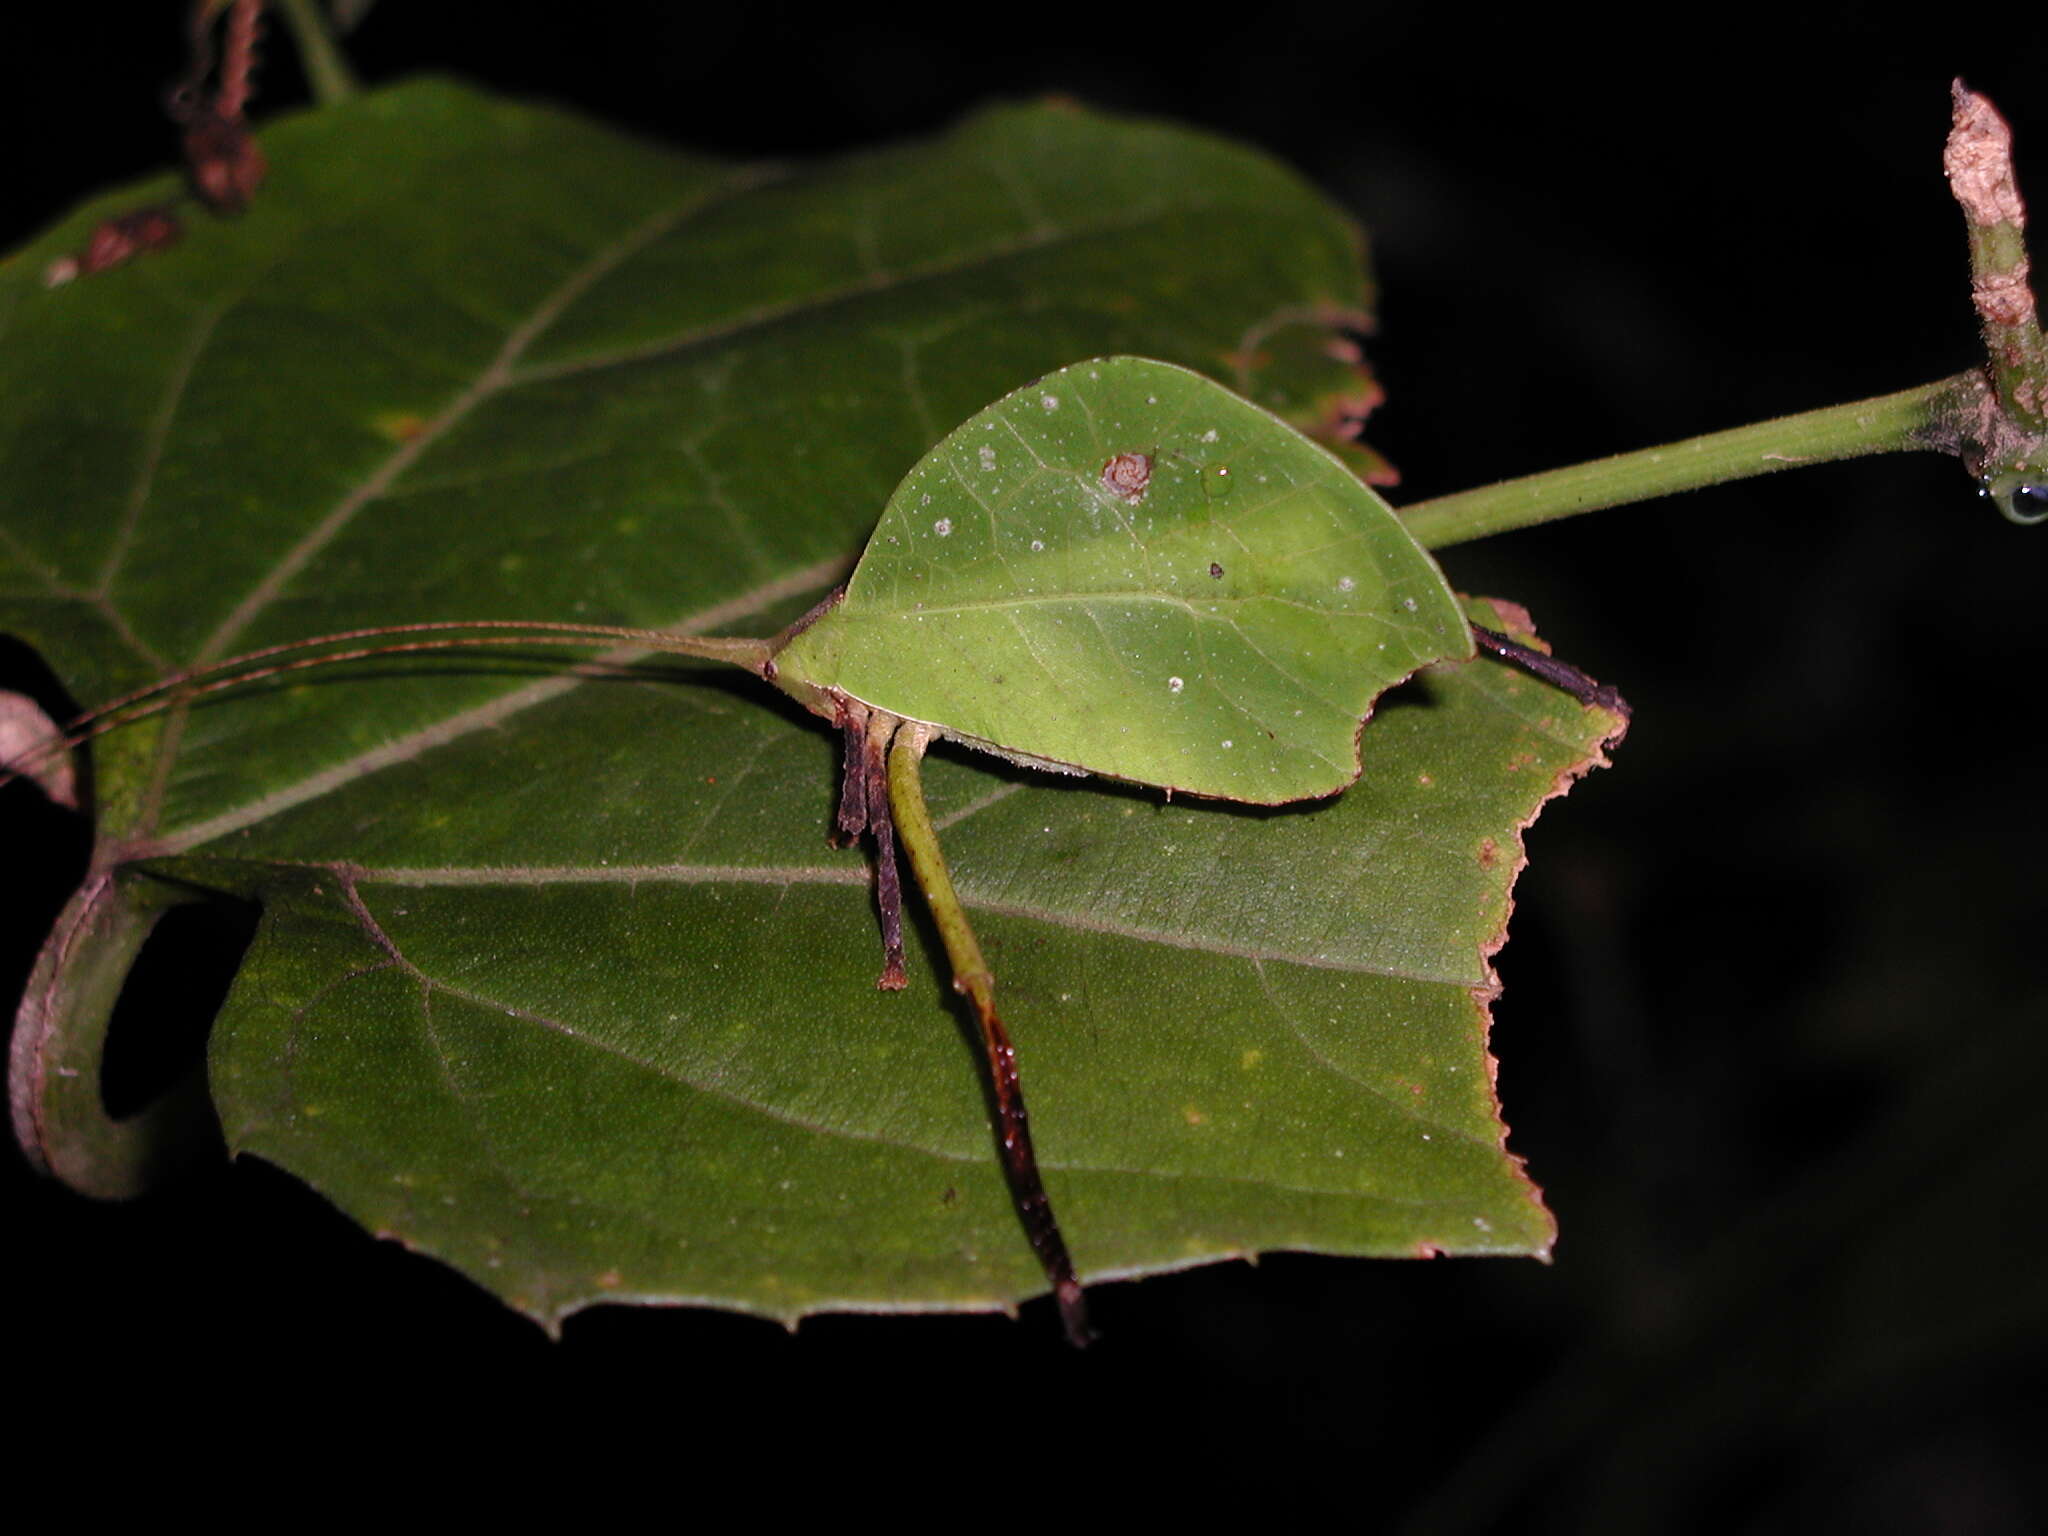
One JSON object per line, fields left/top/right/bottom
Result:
{"left": 5, "top": 3, "right": 2045, "bottom": 1521}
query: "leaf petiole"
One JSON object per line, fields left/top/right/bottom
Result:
{"left": 270, "top": 0, "right": 360, "bottom": 105}
{"left": 1398, "top": 376, "right": 1969, "bottom": 549}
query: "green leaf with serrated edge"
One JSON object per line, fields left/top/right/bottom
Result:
{"left": 772, "top": 357, "right": 1471, "bottom": 803}
{"left": 3, "top": 80, "right": 1620, "bottom": 1330}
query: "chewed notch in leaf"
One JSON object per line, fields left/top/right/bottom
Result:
{"left": 772, "top": 357, "right": 1474, "bottom": 804}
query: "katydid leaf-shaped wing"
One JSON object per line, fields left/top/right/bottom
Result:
{"left": 773, "top": 358, "right": 1472, "bottom": 803}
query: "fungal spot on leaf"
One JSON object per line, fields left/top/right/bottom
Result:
{"left": 1209, "top": 561, "right": 1224, "bottom": 579}
{"left": 1041, "top": 394, "right": 1060, "bottom": 411}
{"left": 1101, "top": 451, "right": 1152, "bottom": 502}
{"left": 1478, "top": 837, "right": 1499, "bottom": 869}
{"left": 1029, "top": 539, "right": 1044, "bottom": 551}
{"left": 933, "top": 518, "right": 952, "bottom": 537}
{"left": 371, "top": 411, "right": 429, "bottom": 444}
{"left": 1337, "top": 576, "right": 1355, "bottom": 592}
{"left": 978, "top": 445, "right": 996, "bottom": 470}
{"left": 1167, "top": 676, "right": 1184, "bottom": 693}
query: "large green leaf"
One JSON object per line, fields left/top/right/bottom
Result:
{"left": 2, "top": 80, "right": 1622, "bottom": 1329}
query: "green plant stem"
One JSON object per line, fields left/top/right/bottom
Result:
{"left": 1399, "top": 376, "right": 1967, "bottom": 550}
{"left": 10, "top": 872, "right": 221, "bottom": 1197}
{"left": 271, "top": 0, "right": 359, "bottom": 105}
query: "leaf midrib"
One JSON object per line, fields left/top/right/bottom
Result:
{"left": 163, "top": 850, "right": 1488, "bottom": 987}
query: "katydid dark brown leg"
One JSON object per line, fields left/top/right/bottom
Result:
{"left": 1470, "top": 624, "right": 1631, "bottom": 718}
{"left": 862, "top": 712, "right": 909, "bottom": 991}
{"left": 976, "top": 995, "right": 1091, "bottom": 1346}
{"left": 833, "top": 700, "right": 869, "bottom": 845}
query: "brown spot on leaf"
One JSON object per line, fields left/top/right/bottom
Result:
{"left": 372, "top": 412, "right": 431, "bottom": 444}
{"left": 1479, "top": 837, "right": 1499, "bottom": 869}
{"left": 44, "top": 205, "right": 183, "bottom": 287}
{"left": 1101, "top": 451, "right": 1152, "bottom": 502}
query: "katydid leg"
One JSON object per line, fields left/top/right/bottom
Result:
{"left": 832, "top": 700, "right": 868, "bottom": 844}
{"left": 1470, "top": 624, "right": 1631, "bottom": 717}
{"left": 862, "top": 711, "right": 909, "bottom": 991}
{"left": 885, "top": 724, "right": 1092, "bottom": 1348}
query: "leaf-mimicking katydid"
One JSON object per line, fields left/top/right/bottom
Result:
{"left": 4, "top": 356, "right": 1625, "bottom": 1347}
